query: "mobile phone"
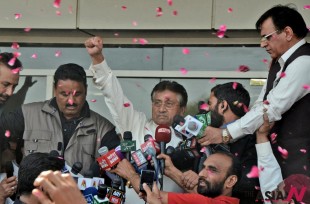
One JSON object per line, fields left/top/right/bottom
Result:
{"left": 139, "top": 170, "right": 155, "bottom": 193}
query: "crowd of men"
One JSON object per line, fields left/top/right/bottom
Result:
{"left": 0, "top": 4, "right": 309, "bottom": 204}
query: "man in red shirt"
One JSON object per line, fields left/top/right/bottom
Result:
{"left": 112, "top": 151, "right": 241, "bottom": 204}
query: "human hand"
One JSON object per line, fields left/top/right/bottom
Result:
{"left": 141, "top": 182, "right": 162, "bottom": 204}
{"left": 198, "top": 126, "right": 223, "bottom": 146}
{"left": 0, "top": 176, "right": 17, "bottom": 198}
{"left": 181, "top": 170, "right": 199, "bottom": 190}
{"left": 110, "top": 159, "right": 137, "bottom": 181}
{"left": 23, "top": 76, "right": 37, "bottom": 87}
{"left": 84, "top": 36, "right": 104, "bottom": 60}
{"left": 256, "top": 110, "right": 273, "bottom": 144}
{"left": 32, "top": 171, "right": 86, "bottom": 204}
{"left": 157, "top": 154, "right": 175, "bottom": 177}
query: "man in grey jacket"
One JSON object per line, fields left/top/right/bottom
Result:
{"left": 0, "top": 63, "right": 120, "bottom": 174}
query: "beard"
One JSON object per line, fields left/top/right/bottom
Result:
{"left": 210, "top": 104, "right": 224, "bottom": 128}
{"left": 197, "top": 177, "right": 224, "bottom": 198}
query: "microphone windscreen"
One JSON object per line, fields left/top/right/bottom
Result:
{"left": 71, "top": 162, "right": 83, "bottom": 175}
{"left": 172, "top": 115, "right": 185, "bottom": 127}
{"left": 123, "top": 131, "right": 132, "bottom": 140}
{"left": 144, "top": 134, "right": 153, "bottom": 142}
{"left": 155, "top": 125, "right": 171, "bottom": 143}
{"left": 187, "top": 121, "right": 198, "bottom": 131}
{"left": 98, "top": 146, "right": 109, "bottom": 155}
{"left": 5, "top": 161, "right": 14, "bottom": 178}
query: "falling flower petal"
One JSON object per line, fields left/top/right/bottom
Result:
{"left": 56, "top": 10, "right": 61, "bottom": 16}
{"left": 114, "top": 33, "right": 119, "bottom": 37}
{"left": 31, "top": 53, "right": 38, "bottom": 59}
{"left": 132, "top": 21, "right": 138, "bottom": 26}
{"left": 5, "top": 130, "right": 10, "bottom": 138}
{"left": 123, "top": 102, "right": 130, "bottom": 107}
{"left": 146, "top": 55, "right": 150, "bottom": 60}
{"left": 24, "top": 27, "right": 31, "bottom": 32}
{"left": 179, "top": 67, "right": 188, "bottom": 75}
{"left": 234, "top": 152, "right": 238, "bottom": 156}
{"left": 53, "top": 0, "right": 61, "bottom": 8}
{"left": 280, "top": 72, "right": 286, "bottom": 78}
{"left": 216, "top": 30, "right": 225, "bottom": 38}
{"left": 199, "top": 103, "right": 209, "bottom": 111}
{"left": 13, "top": 52, "right": 21, "bottom": 58}
{"left": 11, "top": 42, "right": 19, "bottom": 50}
{"left": 68, "top": 99, "right": 73, "bottom": 105}
{"left": 270, "top": 133, "right": 277, "bottom": 143}
{"left": 262, "top": 58, "right": 269, "bottom": 64}
{"left": 304, "top": 165, "right": 307, "bottom": 171}
{"left": 278, "top": 146, "right": 288, "bottom": 159}
{"left": 243, "top": 104, "right": 249, "bottom": 113}
{"left": 302, "top": 84, "right": 310, "bottom": 90}
{"left": 237, "top": 65, "right": 250, "bottom": 72}
{"left": 200, "top": 146, "right": 207, "bottom": 153}
{"left": 182, "top": 48, "right": 190, "bottom": 55}
{"left": 8, "top": 57, "right": 16, "bottom": 66}
{"left": 11, "top": 68, "right": 21, "bottom": 74}
{"left": 167, "top": 0, "right": 173, "bottom": 6}
{"left": 55, "top": 50, "right": 62, "bottom": 57}
{"left": 139, "top": 38, "right": 148, "bottom": 45}
{"left": 72, "top": 90, "right": 76, "bottom": 96}
{"left": 68, "top": 5, "right": 73, "bottom": 14}
{"left": 300, "top": 149, "right": 307, "bottom": 153}
{"left": 156, "top": 7, "right": 163, "bottom": 17}
{"left": 14, "top": 13, "right": 22, "bottom": 20}
{"left": 227, "top": 8, "right": 233, "bottom": 13}
{"left": 132, "top": 38, "right": 138, "bottom": 43}
{"left": 232, "top": 82, "right": 238, "bottom": 90}
{"left": 121, "top": 6, "right": 127, "bottom": 10}
{"left": 255, "top": 186, "right": 261, "bottom": 190}
{"left": 247, "top": 166, "right": 259, "bottom": 178}
{"left": 303, "top": 5, "right": 310, "bottom": 9}
{"left": 209, "top": 77, "right": 216, "bottom": 83}
{"left": 172, "top": 10, "right": 178, "bottom": 16}
{"left": 90, "top": 99, "right": 97, "bottom": 102}
{"left": 259, "top": 166, "right": 264, "bottom": 171}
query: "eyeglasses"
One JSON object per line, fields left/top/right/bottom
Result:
{"left": 260, "top": 30, "right": 278, "bottom": 42}
{"left": 152, "top": 100, "right": 179, "bottom": 109}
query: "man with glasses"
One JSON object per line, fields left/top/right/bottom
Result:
{"left": 85, "top": 36, "right": 188, "bottom": 204}
{"left": 201, "top": 3, "right": 310, "bottom": 189}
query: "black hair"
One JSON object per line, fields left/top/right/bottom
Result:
{"left": 17, "top": 152, "right": 65, "bottom": 196}
{"left": 0, "top": 52, "right": 23, "bottom": 69}
{"left": 255, "top": 4, "right": 308, "bottom": 39}
{"left": 214, "top": 151, "right": 242, "bottom": 183}
{"left": 211, "top": 82, "right": 250, "bottom": 118}
{"left": 53, "top": 63, "right": 87, "bottom": 88}
{"left": 151, "top": 80, "right": 188, "bottom": 108}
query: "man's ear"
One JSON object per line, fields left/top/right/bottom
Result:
{"left": 180, "top": 106, "right": 186, "bottom": 116}
{"left": 224, "top": 175, "right": 238, "bottom": 189}
{"left": 220, "top": 100, "right": 229, "bottom": 113}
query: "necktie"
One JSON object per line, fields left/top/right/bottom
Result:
{"left": 263, "top": 61, "right": 281, "bottom": 100}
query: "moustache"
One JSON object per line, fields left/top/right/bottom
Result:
{"left": 65, "top": 103, "right": 78, "bottom": 108}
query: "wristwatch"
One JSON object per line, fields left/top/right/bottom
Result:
{"left": 222, "top": 128, "right": 230, "bottom": 144}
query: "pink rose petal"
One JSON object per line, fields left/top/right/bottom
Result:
{"left": 24, "top": 27, "right": 31, "bottom": 32}
{"left": 167, "top": 0, "right": 173, "bottom": 6}
{"left": 259, "top": 166, "right": 264, "bottom": 171}
{"left": 68, "top": 5, "right": 73, "bottom": 14}
{"left": 280, "top": 72, "right": 286, "bottom": 78}
{"left": 114, "top": 33, "right": 119, "bottom": 37}
{"left": 146, "top": 55, "right": 150, "bottom": 60}
{"left": 5, "top": 130, "right": 10, "bottom": 138}
{"left": 8, "top": 57, "right": 16, "bottom": 66}
{"left": 56, "top": 10, "right": 61, "bottom": 16}
{"left": 237, "top": 65, "right": 250, "bottom": 72}
{"left": 139, "top": 38, "right": 148, "bottom": 45}
{"left": 11, "top": 68, "right": 22, "bottom": 74}
{"left": 200, "top": 146, "right": 207, "bottom": 153}
{"left": 246, "top": 166, "right": 259, "bottom": 178}
{"left": 14, "top": 13, "right": 22, "bottom": 20}
{"left": 172, "top": 10, "right": 178, "bottom": 16}
{"left": 123, "top": 102, "right": 130, "bottom": 107}
{"left": 121, "top": 6, "right": 127, "bottom": 10}
{"left": 270, "top": 133, "right": 277, "bottom": 143}
{"left": 262, "top": 58, "right": 269, "bottom": 64}
{"left": 199, "top": 103, "right": 209, "bottom": 112}
{"left": 255, "top": 186, "right": 260, "bottom": 190}
{"left": 132, "top": 21, "right": 138, "bottom": 26}
{"left": 302, "top": 84, "right": 310, "bottom": 90}
{"left": 68, "top": 99, "right": 73, "bottom": 105}
{"left": 278, "top": 146, "right": 288, "bottom": 159}
{"left": 209, "top": 77, "right": 216, "bottom": 83}
{"left": 156, "top": 7, "right": 163, "bottom": 17}
{"left": 234, "top": 152, "right": 238, "bottom": 156}
{"left": 90, "top": 99, "right": 97, "bottom": 102}
{"left": 53, "top": 0, "right": 61, "bottom": 8}
{"left": 132, "top": 38, "right": 138, "bottom": 43}
{"left": 243, "top": 104, "right": 249, "bottom": 113}
{"left": 31, "top": 53, "right": 38, "bottom": 59}
{"left": 182, "top": 48, "right": 190, "bottom": 55}
{"left": 216, "top": 30, "right": 225, "bottom": 38}
{"left": 300, "top": 149, "right": 307, "bottom": 154}
{"left": 55, "top": 50, "right": 62, "bottom": 57}
{"left": 227, "top": 8, "right": 233, "bottom": 13}
{"left": 263, "top": 100, "right": 270, "bottom": 105}
{"left": 179, "top": 67, "right": 188, "bottom": 75}
{"left": 72, "top": 90, "right": 76, "bottom": 96}
{"left": 303, "top": 5, "right": 310, "bottom": 9}
{"left": 219, "top": 25, "right": 227, "bottom": 32}
{"left": 11, "top": 42, "right": 20, "bottom": 50}
{"left": 304, "top": 165, "right": 307, "bottom": 171}
{"left": 232, "top": 82, "right": 238, "bottom": 90}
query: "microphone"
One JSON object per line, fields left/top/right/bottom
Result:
{"left": 169, "top": 148, "right": 201, "bottom": 172}
{"left": 96, "top": 146, "right": 122, "bottom": 171}
{"left": 172, "top": 115, "right": 194, "bottom": 138}
{"left": 57, "top": 142, "right": 64, "bottom": 156}
{"left": 5, "top": 161, "right": 14, "bottom": 178}
{"left": 93, "top": 184, "right": 109, "bottom": 204}
{"left": 107, "top": 176, "right": 125, "bottom": 204}
{"left": 121, "top": 131, "right": 136, "bottom": 162}
{"left": 145, "top": 147, "right": 162, "bottom": 179}
{"left": 141, "top": 135, "right": 160, "bottom": 154}
{"left": 155, "top": 125, "right": 171, "bottom": 190}
{"left": 131, "top": 149, "right": 148, "bottom": 172}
